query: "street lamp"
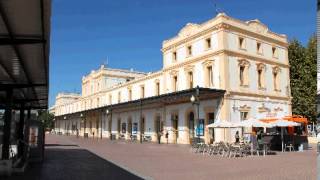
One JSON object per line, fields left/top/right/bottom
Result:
{"left": 80, "top": 113, "right": 87, "bottom": 138}
{"left": 63, "top": 116, "right": 67, "bottom": 135}
{"left": 105, "top": 109, "right": 112, "bottom": 140}
{"left": 190, "top": 86, "right": 200, "bottom": 143}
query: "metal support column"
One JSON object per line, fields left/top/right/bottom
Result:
{"left": 140, "top": 100, "right": 143, "bottom": 144}
{"left": 17, "top": 104, "right": 25, "bottom": 158}
{"left": 100, "top": 111, "right": 103, "bottom": 139}
{"left": 2, "top": 89, "right": 13, "bottom": 160}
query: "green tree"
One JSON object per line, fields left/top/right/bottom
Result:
{"left": 37, "top": 110, "right": 54, "bottom": 130}
{"left": 289, "top": 35, "right": 317, "bottom": 123}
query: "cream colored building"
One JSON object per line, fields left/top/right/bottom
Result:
{"left": 53, "top": 13, "right": 291, "bottom": 144}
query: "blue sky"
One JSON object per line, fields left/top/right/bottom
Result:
{"left": 49, "top": 0, "right": 316, "bottom": 106}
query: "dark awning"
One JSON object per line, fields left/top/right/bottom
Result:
{"left": 56, "top": 88, "right": 226, "bottom": 119}
{"left": 0, "top": 0, "right": 51, "bottom": 109}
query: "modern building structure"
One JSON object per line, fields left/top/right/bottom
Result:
{"left": 53, "top": 13, "right": 291, "bottom": 144}
{"left": 0, "top": 0, "right": 51, "bottom": 175}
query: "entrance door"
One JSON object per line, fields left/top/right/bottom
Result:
{"left": 128, "top": 118, "right": 132, "bottom": 137}
{"left": 171, "top": 115, "right": 178, "bottom": 143}
{"left": 117, "top": 119, "right": 121, "bottom": 138}
{"left": 155, "top": 116, "right": 161, "bottom": 133}
{"left": 108, "top": 118, "right": 112, "bottom": 135}
{"left": 188, "top": 112, "right": 195, "bottom": 143}
{"left": 140, "top": 117, "right": 145, "bottom": 137}
{"left": 208, "top": 113, "right": 215, "bottom": 143}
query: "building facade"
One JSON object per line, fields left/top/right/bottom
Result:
{"left": 53, "top": 13, "right": 291, "bottom": 144}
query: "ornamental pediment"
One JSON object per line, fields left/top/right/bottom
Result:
{"left": 239, "top": 104, "right": 251, "bottom": 111}
{"left": 238, "top": 59, "right": 250, "bottom": 67}
{"left": 202, "top": 59, "right": 215, "bottom": 67}
{"left": 274, "top": 107, "right": 283, "bottom": 112}
{"left": 178, "top": 23, "right": 200, "bottom": 37}
{"left": 246, "top": 19, "right": 268, "bottom": 34}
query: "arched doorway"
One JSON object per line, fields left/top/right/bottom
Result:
{"left": 155, "top": 115, "right": 161, "bottom": 133}
{"left": 108, "top": 117, "right": 112, "bottom": 137}
{"left": 117, "top": 118, "right": 121, "bottom": 138}
{"left": 140, "top": 117, "right": 145, "bottom": 136}
{"left": 171, "top": 114, "right": 178, "bottom": 144}
{"left": 188, "top": 112, "right": 195, "bottom": 143}
{"left": 128, "top": 117, "right": 132, "bottom": 138}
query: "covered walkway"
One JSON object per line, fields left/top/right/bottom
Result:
{"left": 0, "top": 0, "right": 51, "bottom": 176}
{"left": 5, "top": 135, "right": 143, "bottom": 180}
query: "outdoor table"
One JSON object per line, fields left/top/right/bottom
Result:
{"left": 262, "top": 143, "right": 269, "bottom": 156}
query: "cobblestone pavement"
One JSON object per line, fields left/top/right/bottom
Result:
{"left": 41, "top": 134, "right": 317, "bottom": 180}
{"left": 5, "top": 135, "right": 143, "bottom": 180}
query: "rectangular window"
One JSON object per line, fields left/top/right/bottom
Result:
{"left": 173, "top": 76, "right": 178, "bottom": 92}
{"left": 240, "top": 112, "right": 248, "bottom": 121}
{"left": 258, "top": 69, "right": 262, "bottom": 88}
{"left": 97, "top": 98, "right": 99, "bottom": 107}
{"left": 122, "top": 123, "right": 126, "bottom": 134}
{"left": 240, "top": 66, "right": 245, "bottom": 85}
{"left": 188, "top": 71, "right": 193, "bottom": 89}
{"left": 172, "top": 51, "right": 177, "bottom": 62}
{"left": 272, "top": 47, "right": 278, "bottom": 58}
{"left": 239, "top": 37, "right": 245, "bottom": 49}
{"left": 156, "top": 82, "right": 160, "bottom": 96}
{"left": 240, "top": 111, "right": 250, "bottom": 134}
{"left": 187, "top": 45, "right": 192, "bottom": 56}
{"left": 273, "top": 72, "right": 278, "bottom": 90}
{"left": 118, "top": 91, "right": 121, "bottom": 103}
{"left": 207, "top": 66, "right": 213, "bottom": 87}
{"left": 141, "top": 85, "right": 145, "bottom": 98}
{"left": 257, "top": 42, "right": 262, "bottom": 54}
{"left": 206, "top": 38, "right": 211, "bottom": 49}
{"left": 109, "top": 94, "right": 112, "bottom": 105}
{"left": 128, "top": 89, "right": 132, "bottom": 101}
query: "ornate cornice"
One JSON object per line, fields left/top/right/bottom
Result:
{"left": 229, "top": 91, "right": 291, "bottom": 101}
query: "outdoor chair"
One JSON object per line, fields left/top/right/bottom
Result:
{"left": 190, "top": 140, "right": 200, "bottom": 153}
{"left": 202, "top": 144, "right": 211, "bottom": 155}
{"left": 252, "top": 141, "right": 264, "bottom": 156}
{"left": 196, "top": 143, "right": 206, "bottom": 154}
{"left": 285, "top": 143, "right": 294, "bottom": 152}
{"left": 217, "top": 142, "right": 227, "bottom": 157}
{"left": 240, "top": 143, "right": 252, "bottom": 157}
{"left": 208, "top": 143, "right": 220, "bottom": 155}
{"left": 221, "top": 142, "right": 231, "bottom": 157}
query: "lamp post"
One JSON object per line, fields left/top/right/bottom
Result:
{"left": 140, "top": 99, "right": 143, "bottom": 144}
{"left": 80, "top": 113, "right": 86, "bottom": 138}
{"left": 105, "top": 109, "right": 111, "bottom": 140}
{"left": 100, "top": 110, "right": 103, "bottom": 139}
{"left": 190, "top": 86, "right": 200, "bottom": 143}
{"left": 64, "top": 116, "right": 67, "bottom": 135}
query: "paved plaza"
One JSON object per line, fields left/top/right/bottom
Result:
{"left": 9, "top": 134, "right": 318, "bottom": 180}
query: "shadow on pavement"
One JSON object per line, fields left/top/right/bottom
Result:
{"left": 5, "top": 147, "right": 144, "bottom": 180}
{"left": 45, "top": 144, "right": 79, "bottom": 147}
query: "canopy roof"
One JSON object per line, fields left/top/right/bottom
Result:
{"left": 56, "top": 88, "right": 226, "bottom": 119}
{"left": 235, "top": 118, "right": 273, "bottom": 128}
{"left": 207, "top": 120, "right": 236, "bottom": 128}
{"left": 0, "top": 0, "right": 51, "bottom": 109}
{"left": 260, "top": 115, "right": 308, "bottom": 124}
{"left": 268, "top": 119, "right": 300, "bottom": 127}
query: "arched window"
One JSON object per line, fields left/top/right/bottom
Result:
{"left": 238, "top": 59, "right": 250, "bottom": 87}
{"left": 272, "top": 66, "right": 281, "bottom": 91}
{"left": 256, "top": 63, "right": 266, "bottom": 89}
